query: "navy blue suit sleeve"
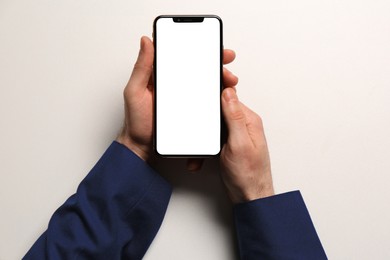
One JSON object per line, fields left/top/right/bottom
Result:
{"left": 24, "top": 141, "right": 172, "bottom": 260}
{"left": 234, "top": 191, "right": 327, "bottom": 260}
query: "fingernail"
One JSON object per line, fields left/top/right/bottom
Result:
{"left": 223, "top": 88, "right": 238, "bottom": 102}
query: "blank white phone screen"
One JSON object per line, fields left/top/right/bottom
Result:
{"left": 155, "top": 17, "right": 221, "bottom": 156}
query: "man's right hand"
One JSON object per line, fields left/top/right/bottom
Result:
{"left": 220, "top": 88, "right": 274, "bottom": 204}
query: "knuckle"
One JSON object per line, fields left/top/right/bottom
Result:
{"left": 248, "top": 112, "right": 263, "bottom": 129}
{"left": 133, "top": 62, "right": 152, "bottom": 74}
{"left": 231, "top": 140, "right": 252, "bottom": 152}
{"left": 229, "top": 109, "right": 245, "bottom": 121}
{"left": 255, "top": 114, "right": 263, "bottom": 127}
{"left": 123, "top": 85, "right": 131, "bottom": 99}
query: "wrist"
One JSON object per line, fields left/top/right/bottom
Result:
{"left": 249, "top": 183, "right": 275, "bottom": 201}
{"left": 228, "top": 179, "right": 275, "bottom": 204}
{"left": 116, "top": 134, "right": 149, "bottom": 162}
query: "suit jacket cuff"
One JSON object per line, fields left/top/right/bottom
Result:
{"left": 233, "top": 191, "right": 327, "bottom": 259}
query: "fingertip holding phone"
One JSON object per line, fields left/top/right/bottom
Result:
{"left": 153, "top": 15, "right": 223, "bottom": 157}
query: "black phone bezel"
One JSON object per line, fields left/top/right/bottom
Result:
{"left": 153, "top": 15, "right": 224, "bottom": 158}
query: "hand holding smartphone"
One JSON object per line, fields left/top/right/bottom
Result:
{"left": 153, "top": 15, "right": 223, "bottom": 157}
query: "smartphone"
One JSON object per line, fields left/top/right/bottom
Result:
{"left": 153, "top": 15, "right": 223, "bottom": 157}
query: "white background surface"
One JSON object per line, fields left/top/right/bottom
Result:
{"left": 0, "top": 0, "right": 389, "bottom": 259}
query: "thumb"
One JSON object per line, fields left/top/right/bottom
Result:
{"left": 128, "top": 36, "right": 154, "bottom": 90}
{"left": 222, "top": 88, "right": 249, "bottom": 143}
